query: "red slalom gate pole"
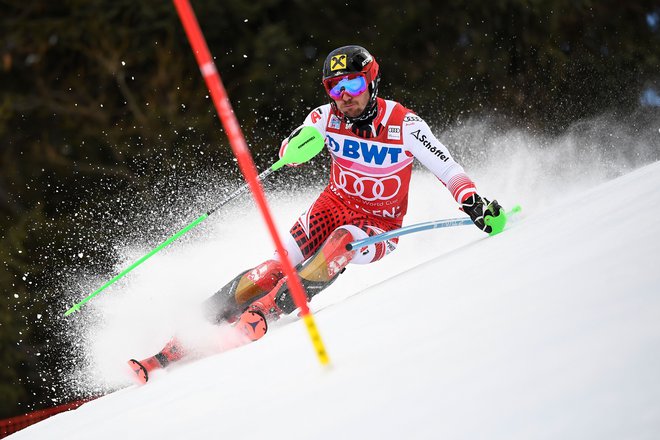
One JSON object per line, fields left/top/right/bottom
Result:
{"left": 173, "top": 0, "right": 329, "bottom": 365}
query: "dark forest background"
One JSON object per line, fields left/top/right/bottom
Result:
{"left": 1, "top": 0, "right": 658, "bottom": 418}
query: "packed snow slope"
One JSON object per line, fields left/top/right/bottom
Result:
{"left": 16, "top": 160, "right": 660, "bottom": 439}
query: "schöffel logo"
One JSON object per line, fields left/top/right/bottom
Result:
{"left": 327, "top": 135, "right": 403, "bottom": 165}
{"left": 410, "top": 129, "right": 449, "bottom": 162}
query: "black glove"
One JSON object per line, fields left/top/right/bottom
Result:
{"left": 461, "top": 194, "right": 502, "bottom": 233}
{"left": 285, "top": 125, "right": 305, "bottom": 143}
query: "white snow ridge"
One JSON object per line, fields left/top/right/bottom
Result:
{"left": 15, "top": 160, "right": 660, "bottom": 439}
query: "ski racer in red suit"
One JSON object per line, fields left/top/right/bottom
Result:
{"left": 128, "top": 45, "right": 501, "bottom": 383}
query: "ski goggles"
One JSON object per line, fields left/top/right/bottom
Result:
{"left": 323, "top": 73, "right": 368, "bottom": 99}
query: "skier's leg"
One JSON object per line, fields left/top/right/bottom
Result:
{"left": 127, "top": 337, "right": 187, "bottom": 384}
{"left": 204, "top": 189, "right": 341, "bottom": 321}
{"left": 202, "top": 230, "right": 307, "bottom": 323}
{"left": 130, "top": 222, "right": 368, "bottom": 383}
{"left": 128, "top": 227, "right": 306, "bottom": 384}
{"left": 202, "top": 259, "right": 286, "bottom": 323}
{"left": 127, "top": 307, "right": 268, "bottom": 384}
{"left": 250, "top": 221, "right": 399, "bottom": 319}
{"left": 347, "top": 223, "right": 399, "bottom": 265}
{"left": 249, "top": 225, "right": 363, "bottom": 317}
{"left": 128, "top": 237, "right": 299, "bottom": 383}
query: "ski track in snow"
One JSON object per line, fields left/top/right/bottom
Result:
{"left": 17, "top": 145, "right": 660, "bottom": 438}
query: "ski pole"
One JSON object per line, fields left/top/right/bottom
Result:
{"left": 346, "top": 205, "right": 522, "bottom": 251}
{"left": 64, "top": 126, "right": 325, "bottom": 317}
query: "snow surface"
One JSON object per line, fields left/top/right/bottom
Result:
{"left": 13, "top": 155, "right": 660, "bottom": 439}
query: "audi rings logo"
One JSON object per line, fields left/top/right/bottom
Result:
{"left": 333, "top": 168, "right": 401, "bottom": 201}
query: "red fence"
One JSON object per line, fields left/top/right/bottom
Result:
{"left": 0, "top": 400, "right": 90, "bottom": 438}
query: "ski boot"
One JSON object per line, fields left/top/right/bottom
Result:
{"left": 127, "top": 338, "right": 185, "bottom": 384}
{"left": 234, "top": 309, "right": 268, "bottom": 341}
{"left": 247, "top": 278, "right": 286, "bottom": 322}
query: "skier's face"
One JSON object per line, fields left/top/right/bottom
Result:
{"left": 333, "top": 88, "right": 370, "bottom": 118}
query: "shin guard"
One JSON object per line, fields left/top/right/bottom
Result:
{"left": 204, "top": 259, "right": 284, "bottom": 323}
{"left": 273, "top": 227, "right": 356, "bottom": 314}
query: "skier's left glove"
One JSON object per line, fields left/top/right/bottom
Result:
{"left": 461, "top": 193, "right": 502, "bottom": 234}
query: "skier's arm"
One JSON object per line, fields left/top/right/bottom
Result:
{"left": 279, "top": 106, "right": 329, "bottom": 166}
{"left": 403, "top": 114, "right": 502, "bottom": 233}
{"left": 402, "top": 114, "right": 476, "bottom": 204}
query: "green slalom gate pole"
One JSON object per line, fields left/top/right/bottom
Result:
{"left": 64, "top": 126, "right": 325, "bottom": 317}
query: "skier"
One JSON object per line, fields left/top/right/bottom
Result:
{"left": 129, "top": 45, "right": 502, "bottom": 383}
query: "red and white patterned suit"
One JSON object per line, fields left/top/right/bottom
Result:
{"left": 279, "top": 97, "right": 477, "bottom": 266}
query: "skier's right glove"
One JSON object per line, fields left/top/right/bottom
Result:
{"left": 461, "top": 193, "right": 502, "bottom": 234}
{"left": 278, "top": 125, "right": 306, "bottom": 167}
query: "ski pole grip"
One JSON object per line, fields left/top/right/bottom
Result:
{"left": 271, "top": 126, "right": 325, "bottom": 171}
